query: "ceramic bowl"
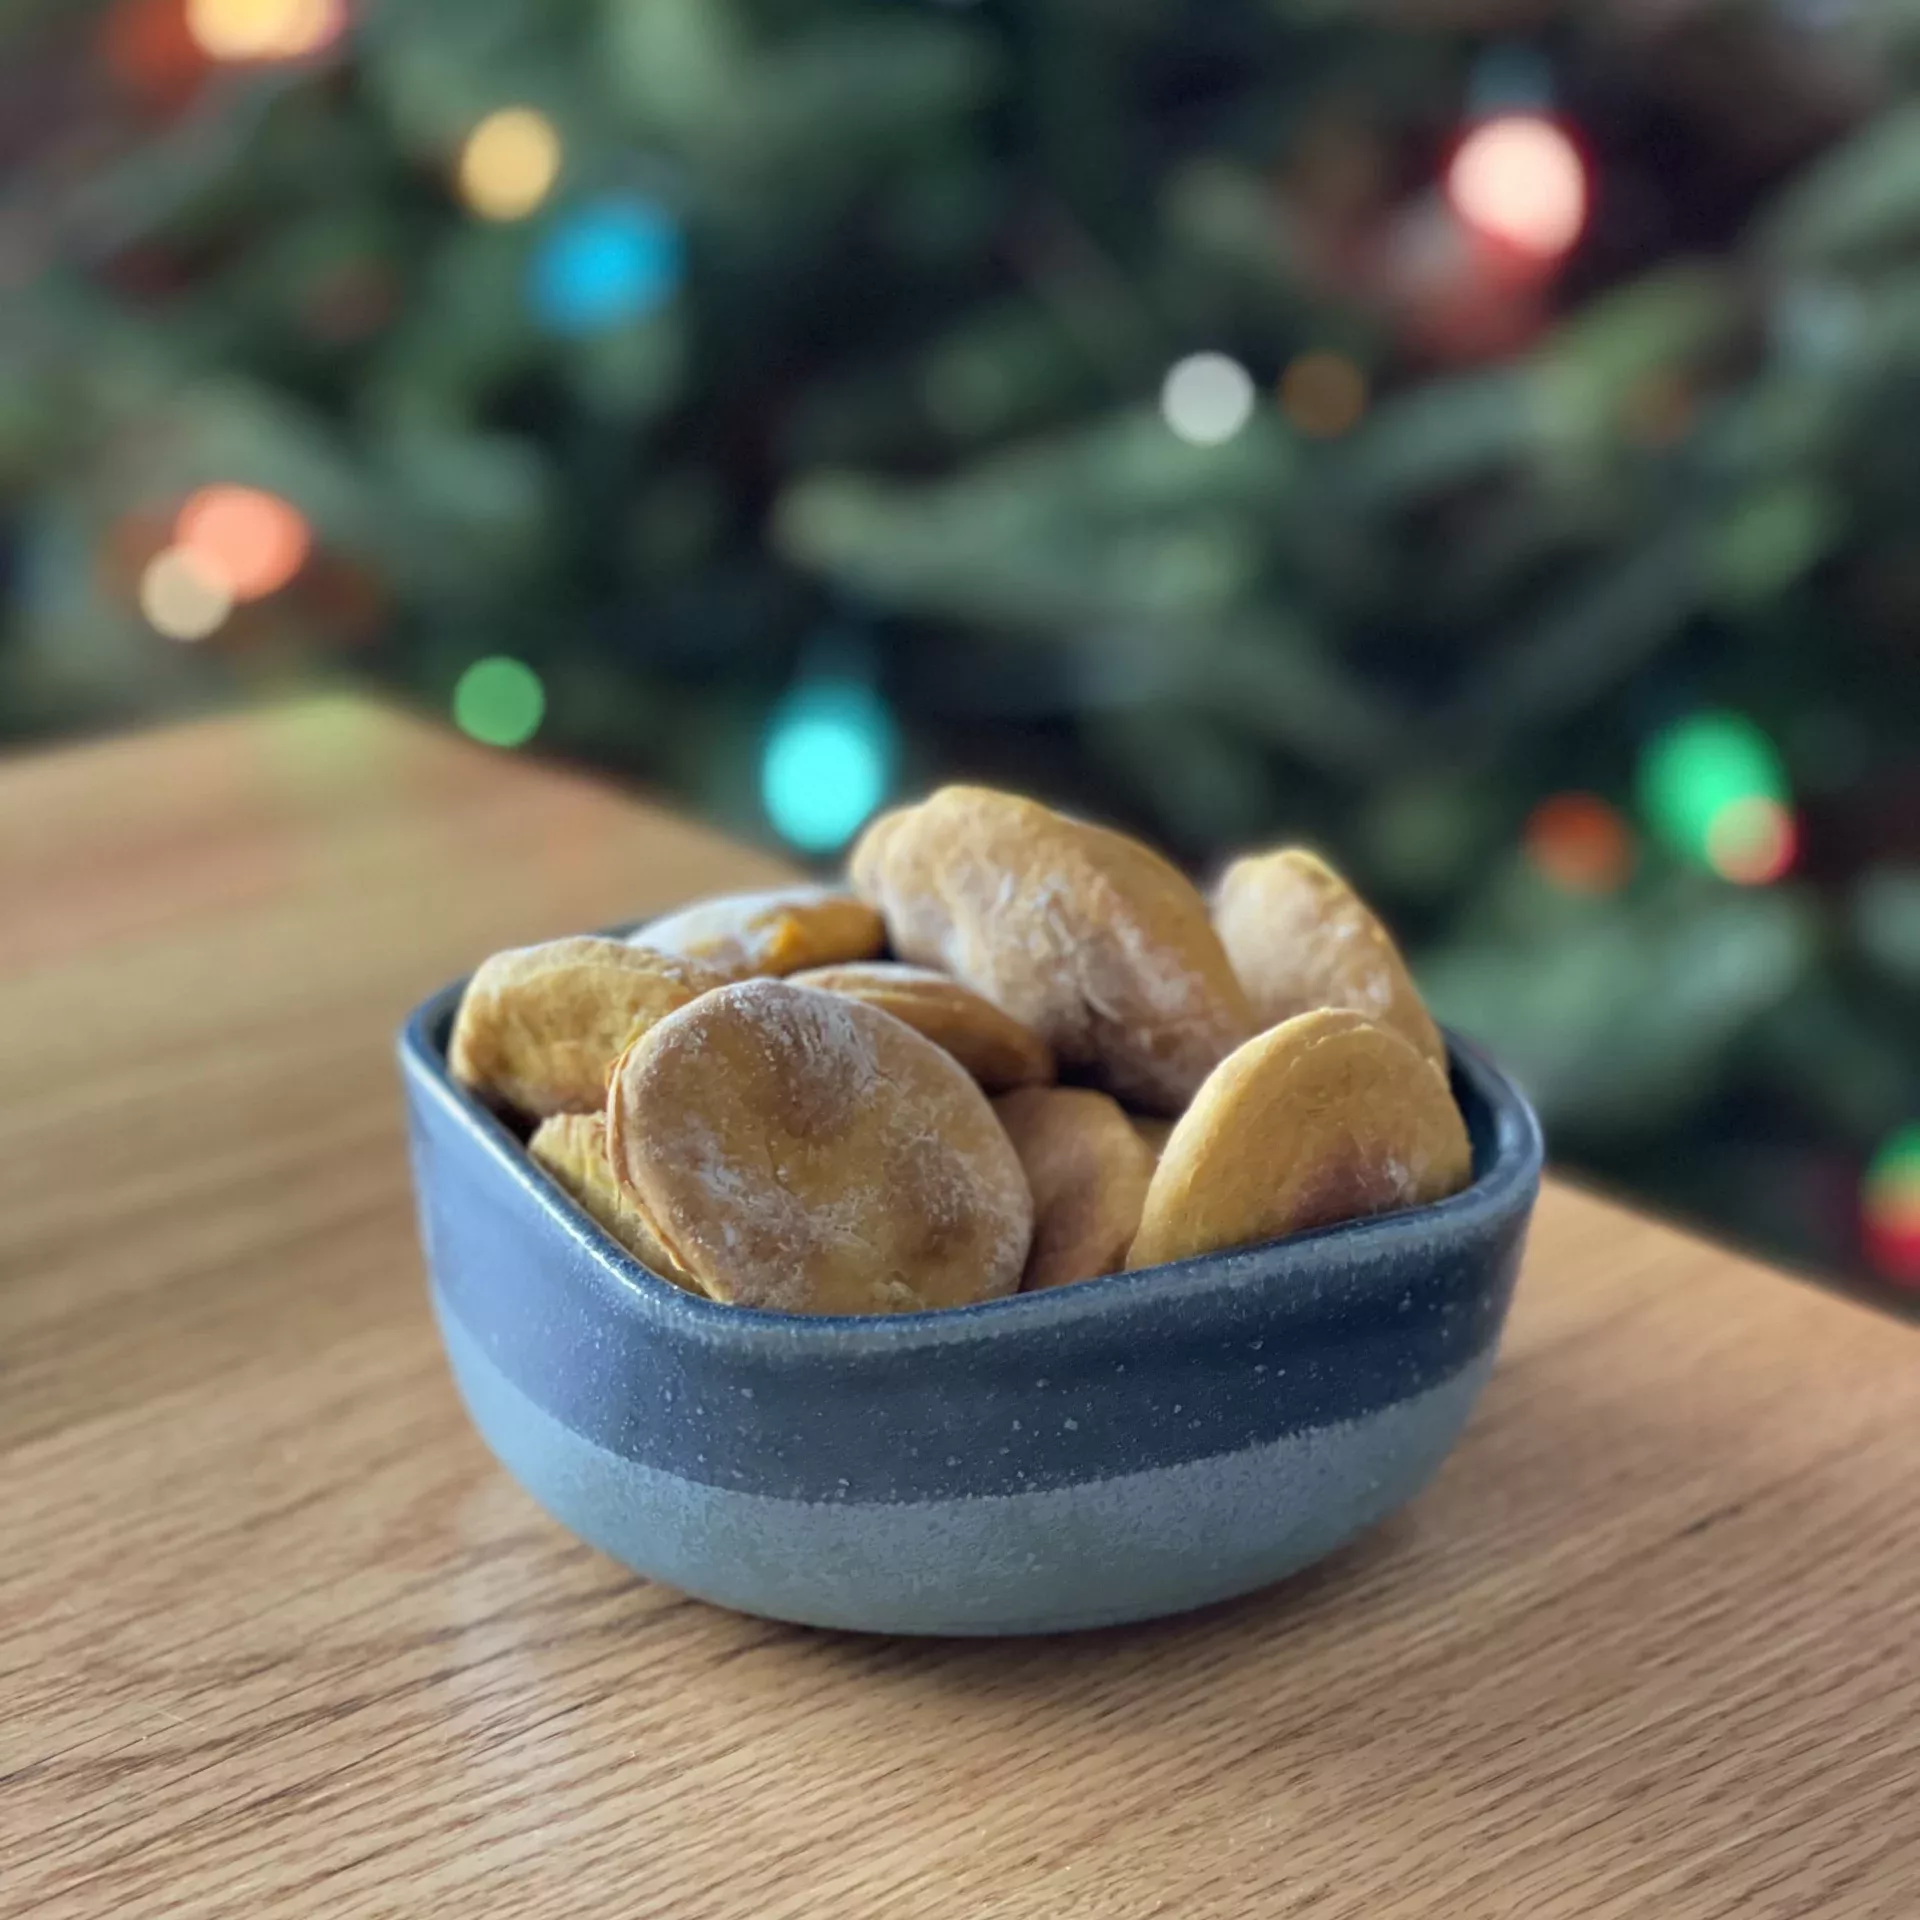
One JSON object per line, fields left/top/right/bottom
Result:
{"left": 399, "top": 976, "right": 1541, "bottom": 1636}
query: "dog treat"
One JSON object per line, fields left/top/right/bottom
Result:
{"left": 607, "top": 979, "right": 1033, "bottom": 1315}
{"left": 1127, "top": 1008, "right": 1470, "bottom": 1269}
{"left": 790, "top": 961, "right": 1055, "bottom": 1091}
{"left": 849, "top": 785, "right": 1252, "bottom": 1114}
{"left": 1212, "top": 848, "right": 1445, "bottom": 1070}
{"left": 994, "top": 1088, "right": 1155, "bottom": 1290}
{"left": 630, "top": 886, "right": 884, "bottom": 981}
{"left": 450, "top": 936, "right": 726, "bottom": 1118}
{"left": 529, "top": 1112, "right": 700, "bottom": 1290}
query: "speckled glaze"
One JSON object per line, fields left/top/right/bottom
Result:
{"left": 399, "top": 978, "right": 1542, "bottom": 1636}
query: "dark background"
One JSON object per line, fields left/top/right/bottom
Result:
{"left": 3, "top": 0, "right": 1916, "bottom": 1302}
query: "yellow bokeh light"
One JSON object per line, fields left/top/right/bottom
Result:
{"left": 1280, "top": 352, "right": 1368, "bottom": 439}
{"left": 458, "top": 108, "right": 563, "bottom": 222}
{"left": 186, "top": 0, "right": 344, "bottom": 62}
{"left": 139, "top": 546, "right": 233, "bottom": 642}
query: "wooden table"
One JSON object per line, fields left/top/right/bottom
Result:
{"left": 4, "top": 700, "right": 1916, "bottom": 1920}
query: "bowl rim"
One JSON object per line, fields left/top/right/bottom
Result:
{"left": 399, "top": 968, "right": 1542, "bottom": 1357}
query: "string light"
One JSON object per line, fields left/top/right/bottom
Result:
{"left": 175, "top": 485, "right": 310, "bottom": 600}
{"left": 139, "top": 546, "right": 233, "bottom": 642}
{"left": 1446, "top": 115, "right": 1588, "bottom": 261}
{"left": 1703, "top": 795, "right": 1799, "bottom": 886}
{"left": 1160, "top": 353, "right": 1256, "bottom": 447}
{"left": 1523, "top": 793, "right": 1634, "bottom": 895}
{"left": 761, "top": 683, "right": 896, "bottom": 853}
{"left": 1279, "top": 352, "right": 1368, "bottom": 439}
{"left": 453, "top": 657, "right": 546, "bottom": 748}
{"left": 185, "top": 0, "right": 344, "bottom": 61}
{"left": 458, "top": 109, "right": 562, "bottom": 222}
{"left": 101, "top": 0, "right": 204, "bottom": 101}
{"left": 530, "top": 196, "right": 682, "bottom": 335}
{"left": 1638, "top": 711, "right": 1795, "bottom": 882}
{"left": 1862, "top": 1124, "right": 1920, "bottom": 1286}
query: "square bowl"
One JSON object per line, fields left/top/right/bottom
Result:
{"left": 399, "top": 977, "right": 1542, "bottom": 1635}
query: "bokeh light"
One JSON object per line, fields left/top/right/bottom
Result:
{"left": 1160, "top": 353, "right": 1256, "bottom": 447}
{"left": 1862, "top": 1123, "right": 1920, "bottom": 1286}
{"left": 761, "top": 683, "right": 896, "bottom": 853}
{"left": 1279, "top": 351, "right": 1368, "bottom": 439}
{"left": 186, "top": 0, "right": 344, "bottom": 61}
{"left": 453, "top": 657, "right": 546, "bottom": 748}
{"left": 458, "top": 108, "right": 562, "bottom": 222}
{"left": 1638, "top": 711, "right": 1792, "bottom": 878}
{"left": 1704, "top": 795, "right": 1799, "bottom": 886}
{"left": 1523, "top": 792, "right": 1634, "bottom": 895}
{"left": 1446, "top": 115, "right": 1588, "bottom": 260}
{"left": 530, "top": 196, "right": 682, "bottom": 335}
{"left": 139, "top": 546, "right": 233, "bottom": 642}
{"left": 1621, "top": 368, "right": 1698, "bottom": 449}
{"left": 101, "top": 0, "right": 205, "bottom": 103}
{"left": 175, "top": 485, "right": 310, "bottom": 600}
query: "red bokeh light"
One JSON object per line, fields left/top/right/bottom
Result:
{"left": 175, "top": 486, "right": 311, "bottom": 600}
{"left": 1705, "top": 796, "right": 1798, "bottom": 887}
{"left": 1524, "top": 792, "right": 1635, "bottom": 895}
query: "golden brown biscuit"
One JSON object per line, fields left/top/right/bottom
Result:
{"left": 994, "top": 1088, "right": 1155, "bottom": 1291}
{"left": 450, "top": 936, "right": 726, "bottom": 1118}
{"left": 1127, "top": 1009, "right": 1470, "bottom": 1270}
{"left": 607, "top": 980, "right": 1033, "bottom": 1315}
{"left": 529, "top": 1113, "right": 701, "bottom": 1290}
{"left": 630, "top": 886, "right": 883, "bottom": 981}
{"left": 1212, "top": 848, "right": 1445, "bottom": 1069}
{"left": 849, "top": 786, "right": 1252, "bottom": 1114}
{"left": 789, "top": 961, "right": 1054, "bottom": 1091}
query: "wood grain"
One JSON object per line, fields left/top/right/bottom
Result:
{"left": 2, "top": 700, "right": 1916, "bottom": 1920}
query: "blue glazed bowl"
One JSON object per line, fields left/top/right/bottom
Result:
{"left": 399, "top": 978, "right": 1542, "bottom": 1636}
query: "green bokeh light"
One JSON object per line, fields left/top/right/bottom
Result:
{"left": 1637, "top": 711, "right": 1787, "bottom": 866}
{"left": 453, "top": 656, "right": 545, "bottom": 748}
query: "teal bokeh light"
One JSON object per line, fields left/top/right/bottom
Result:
{"left": 760, "top": 683, "right": 896, "bottom": 853}
{"left": 530, "top": 196, "right": 681, "bottom": 335}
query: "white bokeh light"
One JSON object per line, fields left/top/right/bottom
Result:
{"left": 1159, "top": 352, "right": 1256, "bottom": 446}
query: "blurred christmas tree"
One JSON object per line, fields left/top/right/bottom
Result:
{"left": 2, "top": 0, "right": 1916, "bottom": 1299}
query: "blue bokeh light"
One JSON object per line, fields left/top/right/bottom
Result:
{"left": 761, "top": 683, "right": 897, "bottom": 854}
{"left": 530, "top": 195, "right": 682, "bottom": 335}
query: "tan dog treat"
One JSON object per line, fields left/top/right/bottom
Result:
{"left": 529, "top": 1113, "right": 700, "bottom": 1290}
{"left": 994, "top": 1088, "right": 1155, "bottom": 1290}
{"left": 630, "top": 886, "right": 883, "bottom": 981}
{"left": 849, "top": 786, "right": 1252, "bottom": 1114}
{"left": 790, "top": 962, "right": 1054, "bottom": 1091}
{"left": 1127, "top": 1008, "right": 1470, "bottom": 1270}
{"left": 450, "top": 937, "right": 726, "bottom": 1118}
{"left": 608, "top": 980, "right": 1033, "bottom": 1315}
{"left": 1213, "top": 848, "right": 1445, "bottom": 1069}
{"left": 1128, "top": 1114, "right": 1175, "bottom": 1159}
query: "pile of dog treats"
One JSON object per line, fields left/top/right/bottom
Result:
{"left": 450, "top": 786, "right": 1470, "bottom": 1315}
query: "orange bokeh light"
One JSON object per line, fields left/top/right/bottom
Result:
{"left": 1524, "top": 792, "right": 1634, "bottom": 895}
{"left": 101, "top": 0, "right": 205, "bottom": 105}
{"left": 1279, "top": 352, "right": 1368, "bottom": 439}
{"left": 1704, "top": 796, "right": 1798, "bottom": 886}
{"left": 175, "top": 485, "right": 310, "bottom": 600}
{"left": 1446, "top": 115, "right": 1588, "bottom": 261}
